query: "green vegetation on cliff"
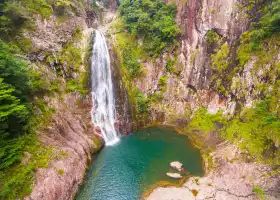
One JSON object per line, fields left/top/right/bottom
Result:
{"left": 224, "top": 99, "right": 280, "bottom": 165}
{"left": 205, "top": 2, "right": 280, "bottom": 164}
{"left": 237, "top": 0, "right": 280, "bottom": 67}
{"left": 0, "top": 0, "right": 96, "bottom": 199}
{"left": 209, "top": 0, "right": 280, "bottom": 98}
{"left": 205, "top": 30, "right": 221, "bottom": 45}
{"left": 188, "top": 99, "right": 280, "bottom": 165}
{"left": 210, "top": 42, "right": 231, "bottom": 96}
{"left": 0, "top": 135, "right": 54, "bottom": 199}
{"left": 0, "top": 39, "right": 55, "bottom": 199}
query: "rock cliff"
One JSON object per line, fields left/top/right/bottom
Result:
{"left": 17, "top": 2, "right": 106, "bottom": 199}
{"left": 25, "top": 94, "right": 103, "bottom": 200}
{"left": 130, "top": 0, "right": 249, "bottom": 123}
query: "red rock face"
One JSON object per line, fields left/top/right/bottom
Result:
{"left": 108, "top": 0, "right": 117, "bottom": 11}
{"left": 115, "top": 115, "right": 133, "bottom": 135}
{"left": 186, "top": 0, "right": 197, "bottom": 42}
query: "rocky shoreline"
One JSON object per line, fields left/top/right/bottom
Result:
{"left": 146, "top": 142, "right": 280, "bottom": 200}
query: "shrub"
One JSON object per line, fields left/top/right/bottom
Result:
{"left": 237, "top": 0, "right": 280, "bottom": 60}
{"left": 57, "top": 26, "right": 83, "bottom": 73}
{"left": 252, "top": 186, "right": 265, "bottom": 199}
{"left": 66, "top": 78, "right": 88, "bottom": 96}
{"left": 211, "top": 42, "right": 229, "bottom": 74}
{"left": 0, "top": 134, "right": 54, "bottom": 200}
{"left": 57, "top": 169, "right": 64, "bottom": 176}
{"left": 123, "top": 44, "right": 142, "bottom": 78}
{"left": 0, "top": 39, "right": 54, "bottom": 199}
{"left": 205, "top": 30, "right": 220, "bottom": 44}
{"left": 55, "top": 0, "right": 76, "bottom": 16}
{"left": 166, "top": 59, "right": 175, "bottom": 72}
{"left": 158, "top": 75, "right": 168, "bottom": 91}
{"left": 135, "top": 88, "right": 150, "bottom": 114}
{"left": 251, "top": 0, "right": 280, "bottom": 41}
{"left": 188, "top": 108, "right": 225, "bottom": 134}
{"left": 189, "top": 99, "right": 280, "bottom": 165}
{"left": 210, "top": 42, "right": 232, "bottom": 96}
{"left": 0, "top": 1, "right": 31, "bottom": 37}
{"left": 0, "top": 0, "right": 52, "bottom": 38}
{"left": 149, "top": 91, "right": 164, "bottom": 102}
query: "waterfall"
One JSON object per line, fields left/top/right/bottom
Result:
{"left": 91, "top": 30, "right": 119, "bottom": 146}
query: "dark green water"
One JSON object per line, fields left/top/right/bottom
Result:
{"left": 76, "top": 127, "right": 203, "bottom": 200}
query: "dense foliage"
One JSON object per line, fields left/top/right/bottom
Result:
{"left": 250, "top": 0, "right": 280, "bottom": 41}
{"left": 205, "top": 30, "right": 220, "bottom": 45}
{"left": 0, "top": 134, "right": 54, "bottom": 200}
{"left": 238, "top": 0, "right": 280, "bottom": 57}
{"left": 119, "top": 0, "right": 180, "bottom": 56}
{"left": 122, "top": 44, "right": 142, "bottom": 77}
{"left": 113, "top": 0, "right": 179, "bottom": 124}
{"left": 0, "top": 40, "right": 33, "bottom": 140}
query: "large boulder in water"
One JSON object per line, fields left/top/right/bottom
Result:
{"left": 166, "top": 173, "right": 182, "bottom": 179}
{"left": 170, "top": 161, "right": 183, "bottom": 171}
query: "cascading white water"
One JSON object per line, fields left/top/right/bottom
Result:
{"left": 91, "top": 30, "right": 119, "bottom": 146}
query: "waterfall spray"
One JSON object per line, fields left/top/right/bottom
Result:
{"left": 91, "top": 30, "right": 119, "bottom": 145}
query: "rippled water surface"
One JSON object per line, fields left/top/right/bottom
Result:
{"left": 76, "top": 127, "right": 203, "bottom": 200}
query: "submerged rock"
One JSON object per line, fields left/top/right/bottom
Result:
{"left": 166, "top": 173, "right": 182, "bottom": 179}
{"left": 170, "top": 161, "right": 183, "bottom": 171}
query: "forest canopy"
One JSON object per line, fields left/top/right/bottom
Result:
{"left": 119, "top": 0, "right": 180, "bottom": 56}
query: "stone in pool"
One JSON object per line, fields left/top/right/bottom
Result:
{"left": 166, "top": 173, "right": 182, "bottom": 179}
{"left": 170, "top": 161, "right": 183, "bottom": 171}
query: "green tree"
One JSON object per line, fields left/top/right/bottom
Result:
{"left": 251, "top": 0, "right": 280, "bottom": 40}
{"left": 0, "top": 39, "right": 34, "bottom": 171}
{"left": 0, "top": 79, "right": 28, "bottom": 139}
